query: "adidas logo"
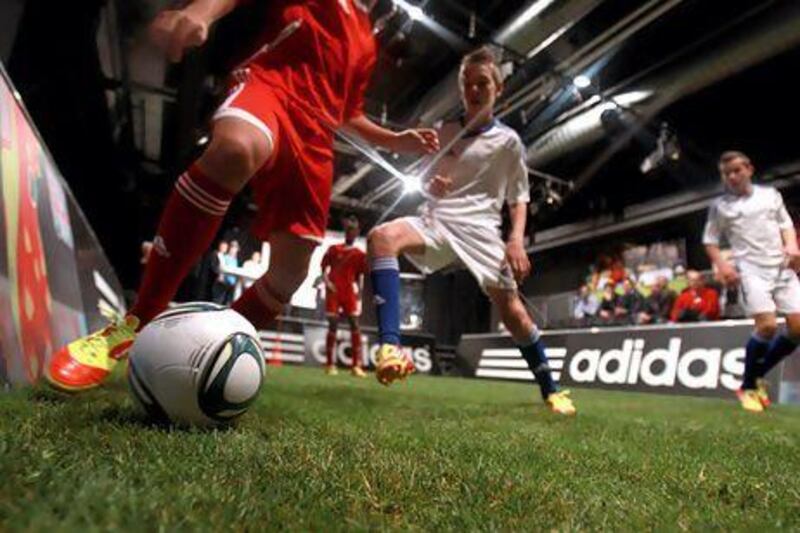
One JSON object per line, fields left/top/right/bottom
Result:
{"left": 476, "top": 347, "right": 565, "bottom": 382}
{"left": 476, "top": 338, "right": 745, "bottom": 391}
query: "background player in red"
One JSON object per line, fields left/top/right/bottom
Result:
{"left": 46, "top": 0, "right": 439, "bottom": 392}
{"left": 321, "top": 216, "right": 368, "bottom": 377}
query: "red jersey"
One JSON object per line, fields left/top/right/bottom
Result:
{"left": 322, "top": 243, "right": 367, "bottom": 289}
{"left": 243, "top": 0, "right": 377, "bottom": 132}
{"left": 670, "top": 287, "right": 720, "bottom": 322}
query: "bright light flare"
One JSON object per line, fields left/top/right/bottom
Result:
{"left": 402, "top": 174, "right": 422, "bottom": 193}
{"left": 395, "top": 0, "right": 425, "bottom": 21}
{"left": 573, "top": 75, "right": 591, "bottom": 89}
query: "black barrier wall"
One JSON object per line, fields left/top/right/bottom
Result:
{"left": 0, "top": 62, "right": 125, "bottom": 387}
{"left": 459, "top": 321, "right": 800, "bottom": 403}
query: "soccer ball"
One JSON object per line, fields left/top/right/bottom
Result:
{"left": 127, "top": 302, "right": 266, "bottom": 428}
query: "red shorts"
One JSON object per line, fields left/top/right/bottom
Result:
{"left": 325, "top": 286, "right": 361, "bottom": 317}
{"left": 214, "top": 70, "right": 334, "bottom": 243}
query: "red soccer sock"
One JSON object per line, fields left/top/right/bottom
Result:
{"left": 350, "top": 328, "right": 362, "bottom": 368}
{"left": 325, "top": 330, "right": 337, "bottom": 367}
{"left": 130, "top": 164, "right": 233, "bottom": 326}
{"left": 231, "top": 278, "right": 285, "bottom": 330}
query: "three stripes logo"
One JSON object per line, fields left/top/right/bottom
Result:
{"left": 475, "top": 347, "right": 566, "bottom": 382}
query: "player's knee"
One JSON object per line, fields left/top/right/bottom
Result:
{"left": 367, "top": 225, "right": 396, "bottom": 256}
{"left": 785, "top": 317, "right": 800, "bottom": 339}
{"left": 202, "top": 134, "right": 266, "bottom": 189}
{"left": 219, "top": 135, "right": 262, "bottom": 173}
{"left": 756, "top": 321, "right": 778, "bottom": 339}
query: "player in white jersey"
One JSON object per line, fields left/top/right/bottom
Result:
{"left": 366, "top": 47, "right": 575, "bottom": 415}
{"left": 704, "top": 150, "right": 800, "bottom": 412}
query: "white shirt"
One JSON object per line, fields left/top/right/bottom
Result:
{"left": 703, "top": 184, "right": 794, "bottom": 268}
{"left": 421, "top": 120, "right": 529, "bottom": 228}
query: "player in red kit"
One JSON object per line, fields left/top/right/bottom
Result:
{"left": 321, "top": 216, "right": 368, "bottom": 377}
{"left": 46, "top": 0, "right": 439, "bottom": 392}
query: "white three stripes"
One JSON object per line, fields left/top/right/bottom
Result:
{"left": 176, "top": 173, "right": 230, "bottom": 216}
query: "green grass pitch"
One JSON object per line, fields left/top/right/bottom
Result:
{"left": 1, "top": 366, "right": 799, "bottom": 530}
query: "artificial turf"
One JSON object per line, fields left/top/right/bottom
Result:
{"left": 1, "top": 366, "right": 799, "bottom": 530}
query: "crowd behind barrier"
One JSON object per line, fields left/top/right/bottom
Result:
{"left": 568, "top": 259, "right": 740, "bottom": 330}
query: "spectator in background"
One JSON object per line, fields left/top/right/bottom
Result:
{"left": 211, "top": 240, "right": 230, "bottom": 304}
{"left": 573, "top": 284, "right": 599, "bottom": 325}
{"left": 609, "top": 257, "right": 627, "bottom": 286}
{"left": 670, "top": 270, "right": 720, "bottom": 322}
{"left": 670, "top": 264, "right": 689, "bottom": 294}
{"left": 597, "top": 284, "right": 617, "bottom": 322}
{"left": 220, "top": 240, "right": 241, "bottom": 303}
{"left": 615, "top": 278, "right": 642, "bottom": 323}
{"left": 638, "top": 276, "right": 676, "bottom": 324}
{"left": 241, "top": 251, "right": 266, "bottom": 290}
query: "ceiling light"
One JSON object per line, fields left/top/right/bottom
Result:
{"left": 573, "top": 75, "right": 591, "bottom": 89}
{"left": 395, "top": 0, "right": 425, "bottom": 22}
{"left": 402, "top": 174, "right": 421, "bottom": 193}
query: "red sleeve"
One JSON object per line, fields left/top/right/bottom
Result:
{"left": 701, "top": 289, "right": 720, "bottom": 320}
{"left": 321, "top": 247, "right": 332, "bottom": 269}
{"left": 344, "top": 54, "right": 376, "bottom": 121}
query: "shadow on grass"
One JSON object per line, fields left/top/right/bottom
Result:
{"left": 27, "top": 386, "right": 73, "bottom": 405}
{"left": 95, "top": 404, "right": 240, "bottom": 434}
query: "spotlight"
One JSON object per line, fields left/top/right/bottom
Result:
{"left": 468, "top": 11, "right": 476, "bottom": 39}
{"left": 545, "top": 186, "right": 563, "bottom": 207}
{"left": 402, "top": 174, "right": 421, "bottom": 193}
{"left": 395, "top": 0, "right": 425, "bottom": 22}
{"left": 640, "top": 122, "right": 680, "bottom": 174}
{"left": 573, "top": 75, "right": 591, "bottom": 89}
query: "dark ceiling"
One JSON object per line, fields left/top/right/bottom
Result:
{"left": 6, "top": 0, "right": 800, "bottom": 288}
{"left": 325, "top": 0, "right": 800, "bottom": 236}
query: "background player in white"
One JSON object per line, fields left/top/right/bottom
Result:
{"left": 704, "top": 150, "right": 800, "bottom": 412}
{"left": 367, "top": 47, "right": 575, "bottom": 415}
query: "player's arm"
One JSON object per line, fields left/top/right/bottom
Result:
{"left": 703, "top": 204, "right": 738, "bottom": 285}
{"left": 323, "top": 268, "right": 336, "bottom": 293}
{"left": 343, "top": 114, "right": 439, "bottom": 154}
{"left": 150, "top": 0, "right": 239, "bottom": 63}
{"left": 779, "top": 227, "right": 800, "bottom": 271}
{"left": 705, "top": 244, "right": 739, "bottom": 286}
{"left": 505, "top": 202, "right": 531, "bottom": 283}
{"left": 775, "top": 191, "right": 800, "bottom": 270}
{"left": 321, "top": 252, "right": 336, "bottom": 294}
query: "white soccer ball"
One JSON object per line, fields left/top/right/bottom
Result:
{"left": 127, "top": 302, "right": 266, "bottom": 428}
